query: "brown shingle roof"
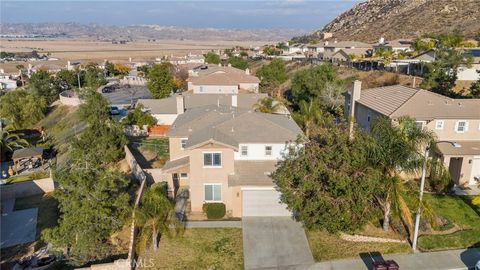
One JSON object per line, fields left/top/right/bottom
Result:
{"left": 228, "top": 161, "right": 278, "bottom": 186}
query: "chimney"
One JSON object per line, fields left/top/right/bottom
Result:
{"left": 231, "top": 95, "right": 238, "bottom": 107}
{"left": 245, "top": 68, "right": 250, "bottom": 75}
{"left": 176, "top": 95, "right": 184, "bottom": 115}
{"left": 67, "top": 61, "right": 71, "bottom": 70}
{"left": 349, "top": 80, "right": 362, "bottom": 139}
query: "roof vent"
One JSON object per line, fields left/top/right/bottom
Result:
{"left": 188, "top": 127, "right": 192, "bottom": 132}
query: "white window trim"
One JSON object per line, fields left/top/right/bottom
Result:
{"left": 180, "top": 173, "right": 188, "bottom": 179}
{"left": 415, "top": 121, "right": 427, "bottom": 130}
{"left": 455, "top": 120, "right": 468, "bottom": 133}
{"left": 180, "top": 138, "right": 188, "bottom": 150}
{"left": 435, "top": 120, "right": 444, "bottom": 130}
{"left": 265, "top": 145, "right": 273, "bottom": 156}
{"left": 203, "top": 151, "right": 222, "bottom": 168}
{"left": 241, "top": 145, "right": 248, "bottom": 156}
{"left": 203, "top": 183, "right": 222, "bottom": 202}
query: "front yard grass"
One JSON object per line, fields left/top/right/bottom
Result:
{"left": 418, "top": 194, "right": 480, "bottom": 251}
{"left": 138, "top": 228, "right": 243, "bottom": 269}
{"left": 306, "top": 230, "right": 411, "bottom": 262}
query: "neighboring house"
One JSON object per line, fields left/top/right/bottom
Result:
{"left": 66, "top": 61, "right": 81, "bottom": 71}
{"left": 323, "top": 41, "right": 372, "bottom": 61}
{"left": 331, "top": 48, "right": 370, "bottom": 63}
{"left": 287, "top": 44, "right": 308, "bottom": 54}
{"left": 373, "top": 38, "right": 413, "bottom": 52}
{"left": 412, "top": 49, "right": 436, "bottom": 63}
{"left": 306, "top": 43, "right": 325, "bottom": 58}
{"left": 158, "top": 105, "right": 303, "bottom": 217}
{"left": 0, "top": 73, "right": 17, "bottom": 90}
{"left": 120, "top": 70, "right": 147, "bottom": 86}
{"left": 168, "top": 54, "right": 205, "bottom": 65}
{"left": 187, "top": 64, "right": 260, "bottom": 94}
{"left": 457, "top": 48, "right": 480, "bottom": 81}
{"left": 344, "top": 81, "right": 480, "bottom": 187}
{"left": 137, "top": 92, "right": 269, "bottom": 126}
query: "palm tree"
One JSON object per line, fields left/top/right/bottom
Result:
{"left": 253, "top": 97, "right": 282, "bottom": 114}
{"left": 1, "top": 126, "right": 29, "bottom": 161}
{"left": 367, "top": 116, "right": 435, "bottom": 232}
{"left": 135, "top": 183, "right": 181, "bottom": 252}
{"left": 294, "top": 100, "right": 322, "bottom": 138}
{"left": 16, "top": 64, "right": 25, "bottom": 87}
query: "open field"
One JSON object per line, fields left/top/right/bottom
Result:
{"left": 0, "top": 38, "right": 270, "bottom": 72}
{"left": 138, "top": 228, "right": 243, "bottom": 269}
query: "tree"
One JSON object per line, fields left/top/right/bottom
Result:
{"left": 412, "top": 38, "right": 435, "bottom": 53}
{"left": 290, "top": 63, "right": 337, "bottom": 105}
{"left": 16, "top": 64, "right": 26, "bottom": 87}
{"left": 320, "top": 81, "right": 345, "bottom": 116}
{"left": 43, "top": 166, "right": 130, "bottom": 265}
{"left": 276, "top": 42, "right": 288, "bottom": 50}
{"left": 204, "top": 52, "right": 220, "bottom": 64}
{"left": 147, "top": 64, "right": 175, "bottom": 99}
{"left": 122, "top": 104, "right": 157, "bottom": 127}
{"left": 135, "top": 183, "right": 181, "bottom": 251}
{"left": 105, "top": 61, "right": 116, "bottom": 76}
{"left": 114, "top": 64, "right": 130, "bottom": 76}
{"left": 293, "top": 100, "right": 323, "bottom": 138}
{"left": 273, "top": 122, "right": 381, "bottom": 232}
{"left": 256, "top": 59, "right": 288, "bottom": 94}
{"left": 84, "top": 63, "right": 107, "bottom": 88}
{"left": 0, "top": 127, "right": 29, "bottom": 161}
{"left": 78, "top": 90, "right": 111, "bottom": 126}
{"left": 435, "top": 33, "right": 464, "bottom": 48}
{"left": 366, "top": 117, "right": 434, "bottom": 232}
{"left": 55, "top": 69, "right": 78, "bottom": 91}
{"left": 253, "top": 97, "right": 282, "bottom": 113}
{"left": 469, "top": 71, "right": 480, "bottom": 98}
{"left": 0, "top": 90, "right": 47, "bottom": 129}
{"left": 262, "top": 46, "right": 281, "bottom": 56}
{"left": 228, "top": 56, "right": 248, "bottom": 70}
{"left": 29, "top": 69, "right": 57, "bottom": 104}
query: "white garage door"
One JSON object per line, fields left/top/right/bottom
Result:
{"left": 470, "top": 157, "right": 480, "bottom": 185}
{"left": 242, "top": 189, "right": 291, "bottom": 217}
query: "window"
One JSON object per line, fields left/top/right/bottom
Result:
{"left": 241, "top": 146, "right": 248, "bottom": 156}
{"left": 455, "top": 120, "right": 468, "bottom": 133}
{"left": 415, "top": 121, "right": 426, "bottom": 130}
{"left": 199, "top": 86, "right": 204, "bottom": 92}
{"left": 204, "top": 152, "right": 221, "bottom": 167}
{"left": 435, "top": 120, "right": 444, "bottom": 130}
{"left": 265, "top": 146, "right": 272, "bottom": 156}
{"left": 367, "top": 115, "right": 371, "bottom": 122}
{"left": 181, "top": 139, "right": 188, "bottom": 149}
{"left": 180, "top": 173, "right": 188, "bottom": 178}
{"left": 204, "top": 184, "right": 222, "bottom": 202}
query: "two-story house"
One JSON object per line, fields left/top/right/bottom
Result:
{"left": 323, "top": 41, "right": 372, "bottom": 61}
{"left": 344, "top": 81, "right": 480, "bottom": 188}
{"left": 158, "top": 105, "right": 303, "bottom": 218}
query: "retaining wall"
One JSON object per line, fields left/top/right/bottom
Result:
{"left": 59, "top": 90, "right": 82, "bottom": 106}
{"left": 0, "top": 177, "right": 54, "bottom": 199}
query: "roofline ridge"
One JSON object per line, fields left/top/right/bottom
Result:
{"left": 253, "top": 112, "right": 302, "bottom": 137}
{"left": 386, "top": 85, "right": 420, "bottom": 117}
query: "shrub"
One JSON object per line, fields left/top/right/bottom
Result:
{"left": 202, "top": 203, "right": 226, "bottom": 219}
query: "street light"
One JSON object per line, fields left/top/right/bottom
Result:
{"left": 412, "top": 140, "right": 461, "bottom": 252}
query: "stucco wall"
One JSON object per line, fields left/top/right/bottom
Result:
{"left": 0, "top": 177, "right": 54, "bottom": 199}
{"left": 192, "top": 84, "right": 238, "bottom": 94}
{"left": 426, "top": 119, "right": 480, "bottom": 141}
{"left": 442, "top": 154, "right": 474, "bottom": 186}
{"left": 153, "top": 114, "right": 178, "bottom": 125}
{"left": 59, "top": 91, "right": 82, "bottom": 106}
{"left": 234, "top": 143, "right": 287, "bottom": 161}
{"left": 169, "top": 137, "right": 191, "bottom": 160}
{"left": 238, "top": 83, "right": 259, "bottom": 93}
{"left": 354, "top": 103, "right": 384, "bottom": 131}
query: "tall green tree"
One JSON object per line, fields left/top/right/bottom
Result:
{"left": 253, "top": 97, "right": 282, "bottom": 113}
{"left": 135, "top": 183, "right": 181, "bottom": 252}
{"left": 55, "top": 69, "right": 78, "bottom": 91}
{"left": 0, "top": 127, "right": 29, "bottom": 161}
{"left": 29, "top": 69, "right": 57, "bottom": 103}
{"left": 228, "top": 56, "right": 248, "bottom": 70}
{"left": 0, "top": 89, "right": 47, "bottom": 129}
{"left": 15, "top": 64, "right": 26, "bottom": 87}
{"left": 147, "top": 64, "right": 175, "bottom": 99}
{"left": 273, "top": 122, "right": 381, "bottom": 232}
{"left": 204, "top": 52, "right": 221, "bottom": 64}
{"left": 469, "top": 71, "right": 480, "bottom": 98}
{"left": 293, "top": 100, "right": 323, "bottom": 138}
{"left": 366, "top": 117, "right": 434, "bottom": 232}
{"left": 256, "top": 59, "right": 288, "bottom": 94}
{"left": 84, "top": 63, "right": 107, "bottom": 88}
{"left": 290, "top": 63, "right": 337, "bottom": 104}
{"left": 122, "top": 104, "right": 157, "bottom": 127}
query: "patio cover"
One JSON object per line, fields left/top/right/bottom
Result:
{"left": 436, "top": 141, "right": 480, "bottom": 156}
{"left": 162, "top": 156, "right": 190, "bottom": 173}
{"left": 12, "top": 147, "right": 44, "bottom": 174}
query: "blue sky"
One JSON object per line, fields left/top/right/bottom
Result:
{"left": 1, "top": 0, "right": 361, "bottom": 29}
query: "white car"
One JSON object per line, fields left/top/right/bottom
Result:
{"left": 475, "top": 260, "right": 480, "bottom": 270}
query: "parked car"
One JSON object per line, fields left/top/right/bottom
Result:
{"left": 110, "top": 106, "right": 120, "bottom": 115}
{"left": 475, "top": 260, "right": 480, "bottom": 270}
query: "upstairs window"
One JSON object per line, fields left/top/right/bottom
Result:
{"left": 241, "top": 146, "right": 248, "bottom": 156}
{"left": 204, "top": 152, "right": 221, "bottom": 167}
{"left": 265, "top": 146, "right": 273, "bottom": 156}
{"left": 181, "top": 139, "right": 188, "bottom": 149}
{"left": 435, "top": 120, "right": 444, "bottom": 130}
{"left": 455, "top": 120, "right": 468, "bottom": 133}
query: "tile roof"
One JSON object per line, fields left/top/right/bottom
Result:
{"left": 228, "top": 161, "right": 278, "bottom": 186}
{"left": 324, "top": 41, "right": 372, "bottom": 48}
{"left": 167, "top": 105, "right": 303, "bottom": 146}
{"left": 355, "top": 85, "right": 480, "bottom": 120}
{"left": 162, "top": 156, "right": 189, "bottom": 172}
{"left": 188, "top": 64, "right": 260, "bottom": 85}
{"left": 436, "top": 141, "right": 480, "bottom": 156}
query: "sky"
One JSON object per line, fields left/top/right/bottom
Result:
{"left": 0, "top": 0, "right": 362, "bottom": 30}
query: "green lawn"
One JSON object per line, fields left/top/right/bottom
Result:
{"left": 306, "top": 230, "right": 411, "bottom": 262}
{"left": 138, "top": 228, "right": 243, "bottom": 269}
{"left": 418, "top": 194, "right": 480, "bottom": 251}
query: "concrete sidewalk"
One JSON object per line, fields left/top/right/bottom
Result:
{"left": 310, "top": 248, "right": 480, "bottom": 270}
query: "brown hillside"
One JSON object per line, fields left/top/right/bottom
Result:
{"left": 314, "top": 0, "right": 480, "bottom": 42}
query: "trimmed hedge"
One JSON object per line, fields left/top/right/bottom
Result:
{"left": 202, "top": 203, "right": 226, "bottom": 219}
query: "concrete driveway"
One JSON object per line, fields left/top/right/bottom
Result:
{"left": 242, "top": 217, "right": 314, "bottom": 269}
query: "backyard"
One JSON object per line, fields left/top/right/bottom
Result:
{"left": 129, "top": 137, "right": 169, "bottom": 168}
{"left": 418, "top": 194, "right": 480, "bottom": 251}
{"left": 138, "top": 228, "right": 243, "bottom": 269}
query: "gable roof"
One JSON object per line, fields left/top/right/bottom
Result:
{"left": 167, "top": 105, "right": 303, "bottom": 146}
{"left": 354, "top": 85, "right": 480, "bottom": 120}
{"left": 324, "top": 41, "right": 372, "bottom": 49}
{"left": 189, "top": 71, "right": 260, "bottom": 85}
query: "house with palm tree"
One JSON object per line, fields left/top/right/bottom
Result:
{"left": 344, "top": 80, "right": 480, "bottom": 189}
{"left": 154, "top": 104, "right": 303, "bottom": 218}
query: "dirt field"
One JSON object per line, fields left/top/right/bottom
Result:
{"left": 0, "top": 38, "right": 269, "bottom": 72}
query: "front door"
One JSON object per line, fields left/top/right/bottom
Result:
{"left": 448, "top": 157, "right": 463, "bottom": 186}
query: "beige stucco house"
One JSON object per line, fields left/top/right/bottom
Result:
{"left": 156, "top": 105, "right": 303, "bottom": 218}
{"left": 345, "top": 81, "right": 480, "bottom": 187}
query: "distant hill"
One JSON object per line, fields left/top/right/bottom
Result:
{"left": 0, "top": 23, "right": 309, "bottom": 42}
{"left": 312, "top": 0, "right": 480, "bottom": 42}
